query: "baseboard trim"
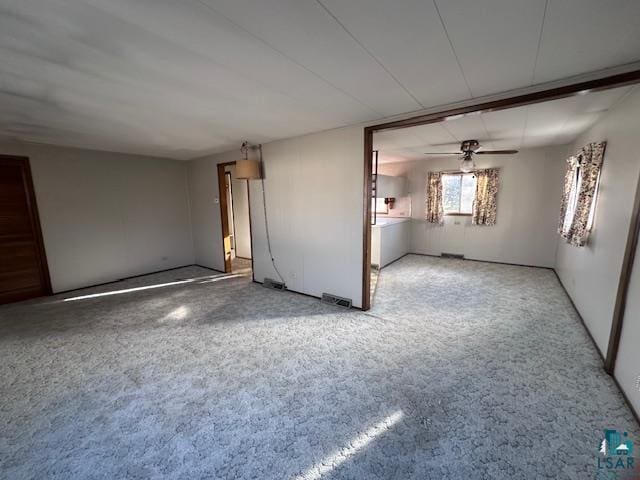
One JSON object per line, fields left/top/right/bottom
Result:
{"left": 250, "top": 279, "right": 363, "bottom": 310}
{"left": 552, "top": 269, "right": 639, "bottom": 427}
{"left": 378, "top": 252, "right": 410, "bottom": 270}
{"left": 194, "top": 264, "right": 225, "bottom": 274}
{"left": 54, "top": 264, "right": 222, "bottom": 296}
{"left": 552, "top": 269, "right": 605, "bottom": 362}
{"left": 408, "top": 252, "right": 555, "bottom": 271}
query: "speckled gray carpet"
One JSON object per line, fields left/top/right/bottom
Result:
{"left": 1, "top": 256, "right": 638, "bottom": 479}
{"left": 231, "top": 257, "right": 252, "bottom": 274}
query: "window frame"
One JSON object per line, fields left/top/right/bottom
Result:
{"left": 441, "top": 172, "right": 476, "bottom": 216}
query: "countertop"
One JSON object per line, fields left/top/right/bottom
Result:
{"left": 372, "top": 217, "right": 410, "bottom": 227}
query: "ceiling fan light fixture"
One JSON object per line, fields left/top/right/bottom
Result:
{"left": 422, "top": 140, "right": 517, "bottom": 167}
{"left": 459, "top": 155, "right": 475, "bottom": 173}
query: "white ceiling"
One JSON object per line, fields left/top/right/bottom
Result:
{"left": 1, "top": 0, "right": 640, "bottom": 159}
{"left": 374, "top": 85, "right": 635, "bottom": 163}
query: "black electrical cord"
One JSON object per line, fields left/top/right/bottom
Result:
{"left": 258, "top": 144, "right": 286, "bottom": 285}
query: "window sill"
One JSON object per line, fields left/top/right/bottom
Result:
{"left": 444, "top": 213, "right": 472, "bottom": 217}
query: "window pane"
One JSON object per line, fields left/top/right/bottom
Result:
{"left": 563, "top": 169, "right": 580, "bottom": 234}
{"left": 460, "top": 174, "right": 477, "bottom": 214}
{"left": 442, "top": 175, "right": 462, "bottom": 213}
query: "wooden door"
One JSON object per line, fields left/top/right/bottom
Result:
{"left": 0, "top": 155, "right": 51, "bottom": 304}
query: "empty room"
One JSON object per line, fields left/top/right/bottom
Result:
{"left": 1, "top": 1, "right": 640, "bottom": 479}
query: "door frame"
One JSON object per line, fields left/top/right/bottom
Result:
{"left": 217, "top": 161, "right": 255, "bottom": 278}
{"left": 361, "top": 69, "right": 640, "bottom": 313}
{"left": 0, "top": 155, "right": 52, "bottom": 303}
{"left": 224, "top": 170, "right": 236, "bottom": 255}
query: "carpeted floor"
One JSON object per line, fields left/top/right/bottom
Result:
{"left": 370, "top": 266, "right": 379, "bottom": 306}
{"left": 1, "top": 255, "right": 638, "bottom": 479}
{"left": 231, "top": 257, "right": 252, "bottom": 274}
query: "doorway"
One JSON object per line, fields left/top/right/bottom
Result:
{"left": 0, "top": 155, "right": 51, "bottom": 304}
{"left": 361, "top": 70, "right": 640, "bottom": 311}
{"left": 217, "top": 162, "right": 253, "bottom": 276}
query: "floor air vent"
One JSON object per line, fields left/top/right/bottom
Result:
{"left": 322, "top": 293, "right": 352, "bottom": 309}
{"left": 263, "top": 278, "right": 286, "bottom": 290}
{"left": 441, "top": 253, "right": 465, "bottom": 259}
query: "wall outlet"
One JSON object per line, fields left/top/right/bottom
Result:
{"left": 290, "top": 272, "right": 297, "bottom": 279}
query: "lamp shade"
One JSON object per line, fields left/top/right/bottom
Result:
{"left": 236, "top": 159, "right": 261, "bottom": 179}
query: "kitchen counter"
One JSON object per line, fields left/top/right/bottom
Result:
{"left": 373, "top": 217, "right": 410, "bottom": 227}
{"left": 371, "top": 217, "right": 410, "bottom": 268}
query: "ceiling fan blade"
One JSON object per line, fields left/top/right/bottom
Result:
{"left": 422, "top": 152, "right": 462, "bottom": 155}
{"left": 475, "top": 150, "right": 518, "bottom": 155}
{"left": 424, "top": 141, "right": 462, "bottom": 147}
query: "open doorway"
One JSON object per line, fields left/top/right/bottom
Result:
{"left": 360, "top": 77, "right": 640, "bottom": 432}
{"left": 362, "top": 72, "right": 640, "bottom": 311}
{"left": 217, "top": 162, "right": 253, "bottom": 276}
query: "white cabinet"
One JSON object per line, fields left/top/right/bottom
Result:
{"left": 376, "top": 175, "right": 407, "bottom": 198}
{"left": 371, "top": 218, "right": 410, "bottom": 268}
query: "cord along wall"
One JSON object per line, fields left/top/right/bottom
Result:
{"left": 187, "top": 125, "right": 364, "bottom": 307}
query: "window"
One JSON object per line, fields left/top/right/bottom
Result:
{"left": 558, "top": 142, "right": 605, "bottom": 247}
{"left": 442, "top": 173, "right": 476, "bottom": 215}
{"left": 561, "top": 168, "right": 580, "bottom": 235}
{"left": 561, "top": 165, "right": 601, "bottom": 235}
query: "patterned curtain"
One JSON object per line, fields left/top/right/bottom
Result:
{"left": 558, "top": 141, "right": 606, "bottom": 247}
{"left": 425, "top": 171, "right": 443, "bottom": 224}
{"left": 472, "top": 168, "right": 500, "bottom": 226}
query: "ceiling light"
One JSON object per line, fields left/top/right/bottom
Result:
{"left": 459, "top": 154, "right": 475, "bottom": 173}
{"left": 236, "top": 141, "right": 262, "bottom": 179}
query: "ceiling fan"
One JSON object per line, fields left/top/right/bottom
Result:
{"left": 423, "top": 140, "right": 517, "bottom": 173}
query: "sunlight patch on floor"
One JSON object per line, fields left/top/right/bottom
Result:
{"left": 295, "top": 410, "right": 404, "bottom": 480}
{"left": 160, "top": 305, "right": 190, "bottom": 323}
{"left": 62, "top": 273, "right": 246, "bottom": 302}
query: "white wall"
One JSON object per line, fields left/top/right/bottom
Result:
{"left": 0, "top": 141, "right": 195, "bottom": 292}
{"left": 555, "top": 87, "right": 640, "bottom": 357}
{"left": 615, "top": 245, "right": 640, "bottom": 415}
{"left": 188, "top": 154, "right": 226, "bottom": 271}
{"left": 188, "top": 125, "right": 365, "bottom": 307}
{"left": 379, "top": 145, "right": 567, "bottom": 268}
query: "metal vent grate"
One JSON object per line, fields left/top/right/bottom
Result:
{"left": 441, "top": 253, "right": 465, "bottom": 259}
{"left": 322, "top": 293, "right": 352, "bottom": 309}
{"left": 263, "top": 278, "right": 286, "bottom": 290}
